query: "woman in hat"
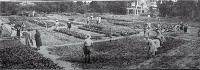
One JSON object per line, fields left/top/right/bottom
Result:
{"left": 183, "top": 24, "right": 188, "bottom": 33}
{"left": 35, "top": 30, "right": 42, "bottom": 50}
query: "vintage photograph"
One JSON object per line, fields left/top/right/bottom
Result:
{"left": 0, "top": 0, "right": 200, "bottom": 69}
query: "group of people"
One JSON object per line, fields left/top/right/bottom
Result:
{"left": 87, "top": 16, "right": 101, "bottom": 24}
{"left": 0, "top": 22, "right": 42, "bottom": 50}
{"left": 144, "top": 21, "right": 191, "bottom": 56}
{"left": 22, "top": 29, "right": 42, "bottom": 50}
{"left": 174, "top": 21, "right": 188, "bottom": 33}
{"left": 144, "top": 22, "right": 166, "bottom": 56}
{"left": 55, "top": 20, "right": 72, "bottom": 30}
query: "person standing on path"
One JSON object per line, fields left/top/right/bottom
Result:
{"left": 87, "top": 17, "right": 90, "bottom": 24}
{"left": 16, "top": 26, "right": 21, "bottom": 39}
{"left": 180, "top": 21, "right": 184, "bottom": 31}
{"left": 97, "top": 17, "right": 101, "bottom": 24}
{"left": 35, "top": 30, "right": 42, "bottom": 50}
{"left": 67, "top": 22, "right": 71, "bottom": 30}
{"left": 143, "top": 23, "right": 148, "bottom": 37}
{"left": 83, "top": 34, "right": 93, "bottom": 63}
{"left": 184, "top": 24, "right": 188, "bottom": 33}
{"left": 22, "top": 31, "right": 32, "bottom": 46}
{"left": 21, "top": 22, "right": 26, "bottom": 31}
{"left": 55, "top": 20, "right": 59, "bottom": 30}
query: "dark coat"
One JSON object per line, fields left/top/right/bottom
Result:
{"left": 35, "top": 31, "right": 42, "bottom": 47}
{"left": 16, "top": 28, "right": 21, "bottom": 37}
{"left": 67, "top": 23, "right": 71, "bottom": 29}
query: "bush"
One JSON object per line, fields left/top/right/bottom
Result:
{"left": 0, "top": 46, "right": 62, "bottom": 69}
{"left": 54, "top": 28, "right": 102, "bottom": 40}
{"left": 79, "top": 24, "right": 139, "bottom": 37}
{"left": 27, "top": 18, "right": 55, "bottom": 28}
{"left": 54, "top": 28, "right": 87, "bottom": 39}
{"left": 68, "top": 18, "right": 74, "bottom": 21}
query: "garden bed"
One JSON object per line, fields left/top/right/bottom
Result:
{"left": 48, "top": 36, "right": 187, "bottom": 69}
{"left": 78, "top": 24, "right": 139, "bottom": 37}
{"left": 54, "top": 28, "right": 102, "bottom": 40}
{"left": 0, "top": 45, "right": 62, "bottom": 69}
{"left": 26, "top": 18, "right": 55, "bottom": 28}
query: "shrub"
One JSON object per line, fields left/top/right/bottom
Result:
{"left": 54, "top": 28, "right": 102, "bottom": 39}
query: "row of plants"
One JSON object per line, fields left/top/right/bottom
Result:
{"left": 54, "top": 28, "right": 102, "bottom": 40}
{"left": 0, "top": 17, "right": 10, "bottom": 23}
{"left": 26, "top": 18, "right": 55, "bottom": 28}
{"left": 78, "top": 24, "right": 139, "bottom": 37}
{"left": 113, "top": 21, "right": 178, "bottom": 32}
{"left": 100, "top": 15, "right": 132, "bottom": 22}
{"left": 0, "top": 46, "right": 62, "bottom": 69}
{"left": 113, "top": 21, "right": 145, "bottom": 29}
{"left": 8, "top": 17, "right": 26, "bottom": 22}
{"left": 59, "top": 20, "right": 83, "bottom": 25}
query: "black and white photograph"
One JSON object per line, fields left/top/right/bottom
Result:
{"left": 0, "top": 0, "right": 200, "bottom": 69}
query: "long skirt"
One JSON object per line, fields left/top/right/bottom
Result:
{"left": 184, "top": 27, "right": 188, "bottom": 33}
{"left": 35, "top": 37, "right": 42, "bottom": 48}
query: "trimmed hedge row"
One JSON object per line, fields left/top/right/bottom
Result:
{"left": 0, "top": 46, "right": 62, "bottom": 69}
{"left": 79, "top": 24, "right": 139, "bottom": 37}
{"left": 54, "top": 28, "right": 102, "bottom": 40}
{"left": 27, "top": 18, "right": 55, "bottom": 28}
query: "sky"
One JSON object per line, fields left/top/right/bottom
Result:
{"left": 0, "top": 0, "right": 137, "bottom": 1}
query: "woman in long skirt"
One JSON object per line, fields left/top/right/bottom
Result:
{"left": 184, "top": 24, "right": 188, "bottom": 33}
{"left": 67, "top": 22, "right": 72, "bottom": 30}
{"left": 16, "top": 27, "right": 21, "bottom": 39}
{"left": 35, "top": 30, "right": 42, "bottom": 50}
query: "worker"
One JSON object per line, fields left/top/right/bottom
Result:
{"left": 35, "top": 30, "right": 42, "bottom": 50}
{"left": 55, "top": 20, "right": 59, "bottom": 29}
{"left": 67, "top": 22, "right": 72, "bottom": 30}
{"left": 147, "top": 38, "right": 161, "bottom": 56}
{"left": 22, "top": 31, "right": 32, "bottom": 46}
{"left": 83, "top": 34, "right": 93, "bottom": 63}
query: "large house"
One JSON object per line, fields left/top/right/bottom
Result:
{"left": 126, "top": 0, "right": 158, "bottom": 15}
{"left": 126, "top": 0, "right": 179, "bottom": 15}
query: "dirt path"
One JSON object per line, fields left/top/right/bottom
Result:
{"left": 37, "top": 46, "right": 78, "bottom": 70}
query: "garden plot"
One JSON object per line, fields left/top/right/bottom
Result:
{"left": 47, "top": 36, "right": 187, "bottom": 69}
{"left": 40, "top": 30, "right": 83, "bottom": 46}
{"left": 136, "top": 39, "right": 200, "bottom": 69}
{"left": 100, "top": 14, "right": 158, "bottom": 22}
{"left": 26, "top": 17, "right": 55, "bottom": 28}
{"left": 0, "top": 17, "right": 10, "bottom": 23}
{"left": 78, "top": 24, "right": 139, "bottom": 37}
{"left": 0, "top": 40, "right": 62, "bottom": 69}
{"left": 54, "top": 26, "right": 105, "bottom": 40}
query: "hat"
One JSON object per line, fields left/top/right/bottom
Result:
{"left": 86, "top": 34, "right": 91, "bottom": 39}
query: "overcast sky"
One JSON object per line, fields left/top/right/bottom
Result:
{"left": 0, "top": 0, "right": 138, "bottom": 1}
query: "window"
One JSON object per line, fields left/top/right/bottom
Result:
{"left": 142, "top": 10, "right": 144, "bottom": 13}
{"left": 138, "top": 10, "right": 141, "bottom": 14}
